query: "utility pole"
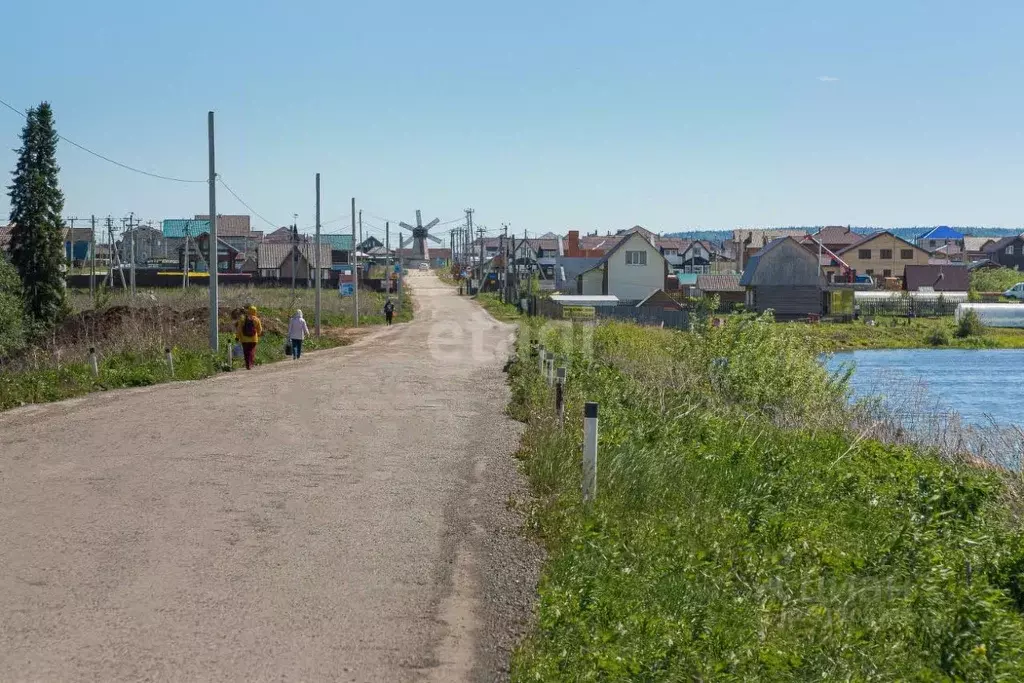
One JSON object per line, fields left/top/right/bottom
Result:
{"left": 351, "top": 198, "right": 359, "bottom": 326}
{"left": 477, "top": 226, "right": 485, "bottom": 294}
{"left": 385, "top": 222, "right": 390, "bottom": 293}
{"left": 66, "top": 217, "right": 76, "bottom": 268}
{"left": 207, "top": 111, "right": 219, "bottom": 352}
{"left": 498, "top": 227, "right": 505, "bottom": 302}
{"left": 89, "top": 215, "right": 96, "bottom": 301}
{"left": 315, "top": 173, "right": 321, "bottom": 338}
{"left": 127, "top": 212, "right": 136, "bottom": 298}
{"left": 358, "top": 210, "right": 363, "bottom": 256}
{"left": 182, "top": 222, "right": 191, "bottom": 289}
{"left": 291, "top": 217, "right": 297, "bottom": 294}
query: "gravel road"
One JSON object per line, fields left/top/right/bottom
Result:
{"left": 0, "top": 272, "right": 540, "bottom": 682}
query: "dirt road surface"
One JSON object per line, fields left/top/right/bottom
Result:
{"left": 0, "top": 272, "right": 540, "bottom": 682}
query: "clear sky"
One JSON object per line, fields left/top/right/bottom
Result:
{"left": 3, "top": 0, "right": 1023, "bottom": 240}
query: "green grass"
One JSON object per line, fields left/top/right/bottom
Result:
{"left": 510, "top": 316, "right": 1024, "bottom": 681}
{"left": 476, "top": 292, "right": 522, "bottom": 321}
{"left": 801, "top": 318, "right": 1024, "bottom": 351}
{"left": 0, "top": 286, "right": 413, "bottom": 412}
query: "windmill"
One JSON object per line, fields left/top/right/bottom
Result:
{"left": 398, "top": 210, "right": 442, "bottom": 266}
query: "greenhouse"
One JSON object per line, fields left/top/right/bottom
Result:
{"left": 955, "top": 303, "right": 1024, "bottom": 328}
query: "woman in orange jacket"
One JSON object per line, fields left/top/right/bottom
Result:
{"left": 235, "top": 305, "right": 264, "bottom": 370}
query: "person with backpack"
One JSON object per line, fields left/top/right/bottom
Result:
{"left": 287, "top": 309, "right": 310, "bottom": 359}
{"left": 383, "top": 298, "right": 395, "bottom": 326}
{"left": 235, "top": 305, "right": 263, "bottom": 370}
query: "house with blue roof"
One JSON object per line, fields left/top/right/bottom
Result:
{"left": 916, "top": 226, "right": 965, "bottom": 256}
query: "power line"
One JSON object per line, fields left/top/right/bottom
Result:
{"left": 0, "top": 96, "right": 206, "bottom": 184}
{"left": 215, "top": 176, "right": 281, "bottom": 228}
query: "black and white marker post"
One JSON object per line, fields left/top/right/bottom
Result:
{"left": 583, "top": 401, "right": 598, "bottom": 503}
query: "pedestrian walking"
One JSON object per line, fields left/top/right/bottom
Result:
{"left": 383, "top": 298, "right": 395, "bottom": 326}
{"left": 235, "top": 305, "right": 263, "bottom": 370}
{"left": 288, "top": 309, "right": 310, "bottom": 359}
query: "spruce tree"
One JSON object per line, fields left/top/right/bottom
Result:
{"left": 7, "top": 102, "right": 67, "bottom": 325}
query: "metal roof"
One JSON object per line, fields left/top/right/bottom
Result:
{"left": 320, "top": 234, "right": 354, "bottom": 251}
{"left": 550, "top": 294, "right": 619, "bottom": 306}
{"left": 162, "top": 219, "right": 209, "bottom": 238}
{"left": 257, "top": 242, "right": 333, "bottom": 269}
{"left": 696, "top": 274, "right": 744, "bottom": 292}
{"left": 917, "top": 226, "right": 965, "bottom": 241}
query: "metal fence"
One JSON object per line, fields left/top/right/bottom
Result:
{"left": 857, "top": 296, "right": 965, "bottom": 317}
{"left": 534, "top": 298, "right": 691, "bottom": 329}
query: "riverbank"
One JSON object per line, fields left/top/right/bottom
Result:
{"left": 800, "top": 318, "right": 1024, "bottom": 351}
{"left": 509, "top": 315, "right": 1024, "bottom": 680}
{"left": 0, "top": 288, "right": 411, "bottom": 411}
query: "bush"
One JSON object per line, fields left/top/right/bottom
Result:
{"left": 971, "top": 267, "right": 1023, "bottom": 294}
{"left": 926, "top": 324, "right": 951, "bottom": 346}
{"left": 956, "top": 308, "right": 985, "bottom": 338}
{"left": 0, "top": 258, "right": 26, "bottom": 359}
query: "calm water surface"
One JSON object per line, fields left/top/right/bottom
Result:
{"left": 826, "top": 349, "right": 1024, "bottom": 427}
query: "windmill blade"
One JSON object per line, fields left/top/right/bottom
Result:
{"left": 398, "top": 222, "right": 415, "bottom": 232}
{"left": 424, "top": 218, "right": 440, "bottom": 231}
{"left": 399, "top": 235, "right": 409, "bottom": 249}
{"left": 415, "top": 210, "right": 422, "bottom": 227}
{"left": 427, "top": 234, "right": 443, "bottom": 245}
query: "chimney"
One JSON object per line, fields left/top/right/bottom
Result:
{"left": 568, "top": 230, "right": 580, "bottom": 257}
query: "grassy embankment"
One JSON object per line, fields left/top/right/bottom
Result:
{"left": 475, "top": 292, "right": 522, "bottom": 322}
{"left": 803, "top": 317, "right": 1024, "bottom": 351}
{"left": 0, "top": 286, "right": 410, "bottom": 411}
{"left": 509, "top": 314, "right": 1024, "bottom": 680}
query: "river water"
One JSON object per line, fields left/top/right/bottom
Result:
{"left": 826, "top": 349, "right": 1024, "bottom": 428}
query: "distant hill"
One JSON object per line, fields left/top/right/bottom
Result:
{"left": 666, "top": 227, "right": 1023, "bottom": 243}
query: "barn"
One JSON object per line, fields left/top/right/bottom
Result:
{"left": 739, "top": 237, "right": 827, "bottom": 320}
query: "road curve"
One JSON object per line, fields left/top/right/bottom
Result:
{"left": 0, "top": 272, "right": 537, "bottom": 682}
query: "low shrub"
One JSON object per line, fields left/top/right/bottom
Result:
{"left": 926, "top": 324, "right": 951, "bottom": 346}
{"left": 957, "top": 308, "right": 986, "bottom": 338}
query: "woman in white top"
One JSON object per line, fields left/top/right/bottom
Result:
{"left": 287, "top": 309, "right": 310, "bottom": 359}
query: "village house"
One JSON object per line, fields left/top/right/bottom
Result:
{"left": 984, "top": 235, "right": 1024, "bottom": 271}
{"left": 257, "top": 242, "right": 332, "bottom": 282}
{"left": 728, "top": 228, "right": 809, "bottom": 272}
{"left": 118, "top": 224, "right": 166, "bottom": 265}
{"left": 836, "top": 232, "right": 930, "bottom": 281}
{"left": 577, "top": 227, "right": 669, "bottom": 302}
{"left": 916, "top": 226, "right": 965, "bottom": 256}
{"left": 964, "top": 236, "right": 997, "bottom": 262}
{"left": 739, "top": 237, "right": 826, "bottom": 319}
{"left": 801, "top": 226, "right": 863, "bottom": 254}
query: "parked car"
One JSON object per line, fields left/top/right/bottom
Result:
{"left": 1003, "top": 282, "right": 1024, "bottom": 300}
{"left": 419, "top": 262, "right": 429, "bottom": 271}
{"left": 855, "top": 274, "right": 874, "bottom": 286}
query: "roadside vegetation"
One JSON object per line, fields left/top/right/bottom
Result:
{"left": 509, "top": 314, "right": 1024, "bottom": 680}
{"left": 0, "top": 286, "right": 410, "bottom": 411}
{"left": 476, "top": 291, "right": 521, "bottom": 322}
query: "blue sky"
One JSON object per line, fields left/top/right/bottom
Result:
{"left": 2, "top": 0, "right": 1023, "bottom": 239}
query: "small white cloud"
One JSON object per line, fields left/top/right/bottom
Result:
{"left": 817, "top": 76, "right": 839, "bottom": 82}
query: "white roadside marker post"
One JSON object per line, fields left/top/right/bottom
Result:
{"left": 583, "top": 401, "right": 598, "bottom": 504}
{"left": 165, "top": 347, "right": 175, "bottom": 378}
{"left": 88, "top": 346, "right": 99, "bottom": 378}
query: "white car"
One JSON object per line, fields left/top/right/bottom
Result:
{"left": 418, "top": 262, "right": 429, "bottom": 271}
{"left": 1004, "top": 282, "right": 1024, "bottom": 300}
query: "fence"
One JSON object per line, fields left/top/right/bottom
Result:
{"left": 534, "top": 298, "right": 691, "bottom": 329}
{"left": 856, "top": 295, "right": 966, "bottom": 317}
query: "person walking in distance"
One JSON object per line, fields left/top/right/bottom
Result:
{"left": 383, "top": 297, "right": 395, "bottom": 326}
{"left": 288, "top": 309, "right": 310, "bottom": 359}
{"left": 235, "top": 305, "right": 263, "bottom": 370}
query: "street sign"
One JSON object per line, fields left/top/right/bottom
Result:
{"left": 340, "top": 282, "right": 354, "bottom": 296}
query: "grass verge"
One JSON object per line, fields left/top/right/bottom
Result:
{"left": 476, "top": 292, "right": 522, "bottom": 322}
{"left": 510, "top": 315, "right": 1024, "bottom": 680}
{"left": 799, "top": 317, "right": 1024, "bottom": 351}
{"left": 0, "top": 287, "right": 411, "bottom": 411}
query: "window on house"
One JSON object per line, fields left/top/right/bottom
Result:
{"left": 858, "top": 249, "right": 871, "bottom": 260}
{"left": 901, "top": 249, "right": 913, "bottom": 260}
{"left": 930, "top": 240, "right": 937, "bottom": 247}
{"left": 865, "top": 269, "right": 875, "bottom": 276}
{"left": 880, "top": 249, "right": 893, "bottom": 260}
{"left": 625, "top": 250, "right": 647, "bottom": 266}
{"left": 1007, "top": 246, "right": 1014, "bottom": 255}
{"left": 883, "top": 269, "right": 892, "bottom": 277}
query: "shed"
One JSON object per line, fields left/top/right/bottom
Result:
{"left": 635, "top": 289, "right": 683, "bottom": 311}
{"left": 695, "top": 274, "right": 744, "bottom": 308}
{"left": 739, "top": 237, "right": 825, "bottom": 320}
{"left": 549, "top": 294, "right": 620, "bottom": 307}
